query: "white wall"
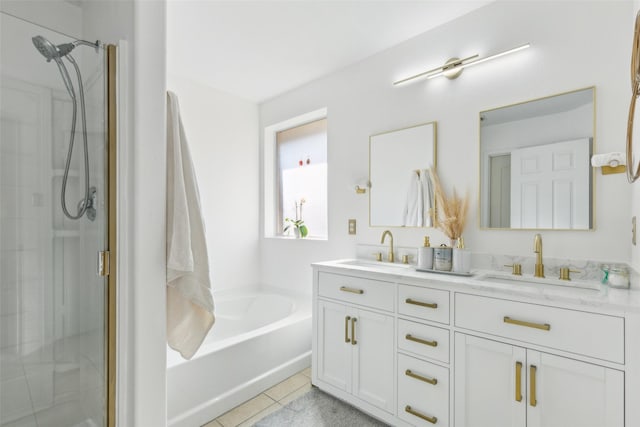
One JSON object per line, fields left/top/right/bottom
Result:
{"left": 260, "top": 1, "right": 633, "bottom": 294}
{"left": 167, "top": 75, "right": 260, "bottom": 291}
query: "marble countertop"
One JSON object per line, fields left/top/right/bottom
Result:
{"left": 313, "top": 259, "right": 640, "bottom": 314}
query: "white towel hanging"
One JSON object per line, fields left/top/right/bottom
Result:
{"left": 402, "top": 170, "right": 423, "bottom": 226}
{"left": 166, "top": 91, "right": 215, "bottom": 360}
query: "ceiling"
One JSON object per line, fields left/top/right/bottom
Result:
{"left": 167, "top": 0, "right": 493, "bottom": 103}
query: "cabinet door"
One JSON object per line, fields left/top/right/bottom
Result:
{"left": 352, "top": 308, "right": 395, "bottom": 413}
{"left": 317, "top": 300, "right": 352, "bottom": 392}
{"left": 527, "top": 350, "right": 623, "bottom": 427}
{"left": 454, "top": 333, "right": 526, "bottom": 427}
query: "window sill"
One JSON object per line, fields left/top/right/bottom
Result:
{"left": 265, "top": 235, "right": 328, "bottom": 241}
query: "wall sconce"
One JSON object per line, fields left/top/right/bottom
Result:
{"left": 393, "top": 43, "right": 530, "bottom": 86}
{"left": 354, "top": 179, "right": 370, "bottom": 194}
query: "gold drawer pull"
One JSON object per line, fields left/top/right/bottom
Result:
{"left": 344, "top": 316, "right": 351, "bottom": 343}
{"left": 405, "top": 369, "right": 437, "bottom": 385}
{"left": 515, "top": 362, "right": 522, "bottom": 402}
{"left": 503, "top": 316, "right": 551, "bottom": 331}
{"left": 530, "top": 365, "right": 537, "bottom": 407}
{"left": 351, "top": 317, "right": 357, "bottom": 345}
{"left": 405, "top": 405, "right": 437, "bottom": 424}
{"left": 340, "top": 286, "right": 364, "bottom": 294}
{"left": 405, "top": 334, "right": 438, "bottom": 347}
{"left": 405, "top": 298, "right": 438, "bottom": 309}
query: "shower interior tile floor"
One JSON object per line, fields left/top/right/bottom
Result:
{"left": 203, "top": 367, "right": 312, "bottom": 427}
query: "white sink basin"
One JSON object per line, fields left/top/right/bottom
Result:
{"left": 476, "top": 272, "right": 601, "bottom": 291}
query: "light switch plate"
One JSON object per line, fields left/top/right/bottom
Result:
{"left": 633, "top": 216, "right": 637, "bottom": 246}
{"left": 348, "top": 219, "right": 356, "bottom": 235}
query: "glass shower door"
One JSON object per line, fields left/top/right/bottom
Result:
{"left": 0, "top": 12, "right": 109, "bottom": 427}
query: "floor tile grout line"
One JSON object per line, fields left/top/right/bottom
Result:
{"left": 239, "top": 401, "right": 282, "bottom": 427}
{"left": 222, "top": 393, "right": 277, "bottom": 427}
{"left": 212, "top": 368, "right": 311, "bottom": 427}
{"left": 275, "top": 381, "right": 312, "bottom": 404}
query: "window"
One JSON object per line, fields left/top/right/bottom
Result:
{"left": 264, "top": 109, "right": 328, "bottom": 239}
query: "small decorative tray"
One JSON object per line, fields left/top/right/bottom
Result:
{"left": 415, "top": 267, "right": 475, "bottom": 277}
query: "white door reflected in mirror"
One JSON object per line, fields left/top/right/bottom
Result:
{"left": 480, "top": 87, "right": 595, "bottom": 230}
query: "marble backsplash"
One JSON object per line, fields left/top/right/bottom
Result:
{"left": 355, "top": 244, "right": 638, "bottom": 289}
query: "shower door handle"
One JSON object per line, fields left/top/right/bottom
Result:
{"left": 98, "top": 251, "right": 110, "bottom": 277}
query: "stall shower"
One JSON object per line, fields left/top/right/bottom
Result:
{"left": 0, "top": 11, "right": 114, "bottom": 427}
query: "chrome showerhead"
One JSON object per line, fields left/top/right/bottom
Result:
{"left": 32, "top": 35, "right": 60, "bottom": 62}
{"left": 32, "top": 35, "right": 100, "bottom": 62}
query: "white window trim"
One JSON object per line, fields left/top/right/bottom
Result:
{"left": 263, "top": 107, "right": 327, "bottom": 238}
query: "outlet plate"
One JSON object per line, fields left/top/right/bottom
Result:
{"left": 348, "top": 219, "right": 356, "bottom": 235}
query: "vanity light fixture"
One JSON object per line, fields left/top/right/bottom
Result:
{"left": 393, "top": 43, "right": 530, "bottom": 86}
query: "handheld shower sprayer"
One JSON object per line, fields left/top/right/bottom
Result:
{"left": 31, "top": 35, "right": 101, "bottom": 221}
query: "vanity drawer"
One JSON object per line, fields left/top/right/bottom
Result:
{"left": 398, "top": 284, "right": 449, "bottom": 324}
{"left": 318, "top": 272, "right": 394, "bottom": 312}
{"left": 455, "top": 293, "right": 624, "bottom": 364}
{"left": 398, "top": 319, "right": 449, "bottom": 363}
{"left": 398, "top": 353, "right": 449, "bottom": 427}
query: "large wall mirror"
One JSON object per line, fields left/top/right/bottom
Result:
{"left": 369, "top": 121, "right": 437, "bottom": 227}
{"left": 479, "top": 87, "right": 595, "bottom": 230}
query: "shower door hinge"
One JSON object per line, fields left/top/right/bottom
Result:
{"left": 98, "top": 251, "right": 110, "bottom": 277}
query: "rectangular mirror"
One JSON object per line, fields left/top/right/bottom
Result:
{"left": 369, "top": 121, "right": 437, "bottom": 227}
{"left": 479, "top": 87, "right": 595, "bottom": 230}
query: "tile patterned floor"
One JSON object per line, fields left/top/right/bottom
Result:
{"left": 203, "top": 367, "right": 312, "bottom": 427}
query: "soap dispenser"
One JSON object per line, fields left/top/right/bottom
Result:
{"left": 417, "top": 236, "right": 433, "bottom": 270}
{"left": 452, "top": 237, "right": 471, "bottom": 273}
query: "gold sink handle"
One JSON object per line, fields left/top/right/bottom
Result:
{"left": 559, "top": 267, "right": 581, "bottom": 281}
{"left": 504, "top": 263, "right": 522, "bottom": 276}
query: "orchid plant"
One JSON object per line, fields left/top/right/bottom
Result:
{"left": 284, "top": 198, "right": 309, "bottom": 238}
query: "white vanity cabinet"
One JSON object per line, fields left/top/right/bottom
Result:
{"left": 454, "top": 293, "right": 624, "bottom": 427}
{"left": 312, "top": 261, "right": 638, "bottom": 427}
{"left": 454, "top": 334, "right": 623, "bottom": 427}
{"left": 315, "top": 273, "right": 395, "bottom": 415}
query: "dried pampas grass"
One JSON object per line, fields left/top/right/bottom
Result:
{"left": 429, "top": 168, "right": 469, "bottom": 241}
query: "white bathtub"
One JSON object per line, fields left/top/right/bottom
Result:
{"left": 167, "top": 288, "right": 312, "bottom": 427}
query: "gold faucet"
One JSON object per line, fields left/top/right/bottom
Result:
{"left": 533, "top": 233, "right": 544, "bottom": 278}
{"left": 380, "top": 230, "right": 395, "bottom": 263}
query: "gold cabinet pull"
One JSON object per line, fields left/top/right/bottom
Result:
{"left": 351, "top": 317, "right": 357, "bottom": 345}
{"left": 405, "top": 298, "right": 438, "bottom": 309}
{"left": 530, "top": 365, "right": 537, "bottom": 407}
{"left": 344, "top": 316, "right": 351, "bottom": 343}
{"left": 405, "top": 369, "right": 437, "bottom": 385}
{"left": 340, "top": 286, "right": 364, "bottom": 294}
{"left": 503, "top": 316, "right": 551, "bottom": 331}
{"left": 405, "top": 334, "right": 438, "bottom": 347}
{"left": 515, "top": 362, "right": 523, "bottom": 402}
{"left": 405, "top": 405, "right": 437, "bottom": 424}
